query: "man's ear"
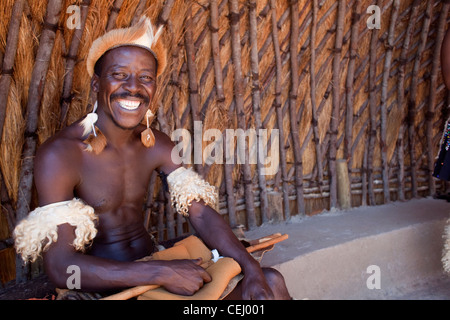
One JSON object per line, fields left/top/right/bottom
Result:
{"left": 91, "top": 74, "right": 99, "bottom": 93}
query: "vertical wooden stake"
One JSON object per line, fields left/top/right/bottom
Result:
{"left": 270, "top": 0, "right": 290, "bottom": 220}
{"left": 288, "top": 0, "right": 305, "bottom": 216}
{"left": 248, "top": 0, "right": 269, "bottom": 222}
{"left": 337, "top": 159, "right": 351, "bottom": 209}
{"left": 229, "top": 0, "right": 257, "bottom": 228}
{"left": 329, "top": 0, "right": 345, "bottom": 209}
{"left": 15, "top": 0, "right": 64, "bottom": 283}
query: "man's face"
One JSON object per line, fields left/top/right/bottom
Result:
{"left": 92, "top": 46, "right": 157, "bottom": 130}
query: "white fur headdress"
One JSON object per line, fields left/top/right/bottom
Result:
{"left": 86, "top": 16, "right": 167, "bottom": 78}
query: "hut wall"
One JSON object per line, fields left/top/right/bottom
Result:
{"left": 0, "top": 0, "right": 449, "bottom": 284}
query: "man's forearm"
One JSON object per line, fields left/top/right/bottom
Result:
{"left": 44, "top": 249, "right": 168, "bottom": 292}
{"left": 187, "top": 201, "right": 261, "bottom": 273}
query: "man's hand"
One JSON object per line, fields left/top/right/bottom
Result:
{"left": 156, "top": 258, "right": 212, "bottom": 296}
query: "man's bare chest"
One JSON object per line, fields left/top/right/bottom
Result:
{"left": 75, "top": 149, "right": 155, "bottom": 212}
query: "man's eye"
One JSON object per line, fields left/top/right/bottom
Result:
{"left": 113, "top": 72, "right": 127, "bottom": 79}
{"left": 141, "top": 75, "right": 154, "bottom": 82}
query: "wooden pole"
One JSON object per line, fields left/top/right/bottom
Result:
{"left": 336, "top": 159, "right": 351, "bottom": 209}
{"left": 427, "top": 2, "right": 449, "bottom": 196}
{"left": 408, "top": 0, "right": 433, "bottom": 199}
{"left": 15, "top": 0, "right": 64, "bottom": 283}
{"left": 106, "top": 0, "right": 125, "bottom": 31}
{"left": 0, "top": 0, "right": 25, "bottom": 143}
{"left": 229, "top": 0, "right": 257, "bottom": 228}
{"left": 59, "top": 0, "right": 91, "bottom": 128}
{"left": 131, "top": 0, "right": 148, "bottom": 25}
{"left": 310, "top": 0, "right": 324, "bottom": 194}
{"left": 185, "top": 7, "right": 204, "bottom": 177}
{"left": 345, "top": 1, "right": 361, "bottom": 192}
{"left": 379, "top": 0, "right": 400, "bottom": 204}
{"left": 288, "top": 0, "right": 305, "bottom": 216}
{"left": 269, "top": 0, "right": 290, "bottom": 220}
{"left": 0, "top": 0, "right": 26, "bottom": 248}
{"left": 367, "top": 0, "right": 379, "bottom": 206}
{"left": 396, "top": 0, "right": 420, "bottom": 200}
{"left": 157, "top": 102, "right": 176, "bottom": 239}
{"left": 248, "top": 0, "right": 270, "bottom": 222}
{"left": 329, "top": 0, "right": 346, "bottom": 209}
{"left": 157, "top": 0, "right": 175, "bottom": 27}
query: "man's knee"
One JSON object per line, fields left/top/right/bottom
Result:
{"left": 262, "top": 267, "right": 291, "bottom": 299}
{"left": 262, "top": 267, "right": 285, "bottom": 285}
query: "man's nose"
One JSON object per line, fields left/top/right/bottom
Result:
{"left": 122, "top": 75, "right": 140, "bottom": 93}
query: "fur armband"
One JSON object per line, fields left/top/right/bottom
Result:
{"left": 167, "top": 167, "right": 218, "bottom": 217}
{"left": 13, "top": 198, "right": 98, "bottom": 263}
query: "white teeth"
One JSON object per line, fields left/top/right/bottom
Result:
{"left": 118, "top": 100, "right": 141, "bottom": 110}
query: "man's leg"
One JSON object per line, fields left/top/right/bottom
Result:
{"left": 224, "top": 267, "right": 291, "bottom": 300}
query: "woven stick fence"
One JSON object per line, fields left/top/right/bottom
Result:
{"left": 0, "top": 0, "right": 449, "bottom": 284}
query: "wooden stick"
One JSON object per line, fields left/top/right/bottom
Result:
{"left": 15, "top": 0, "right": 64, "bottom": 283}
{"left": 345, "top": 1, "right": 361, "bottom": 187}
{"left": 426, "top": 1, "right": 448, "bottom": 196}
{"left": 246, "top": 234, "right": 289, "bottom": 253}
{"left": 248, "top": 0, "right": 269, "bottom": 222}
{"left": 0, "top": 0, "right": 25, "bottom": 143}
{"left": 229, "top": 0, "right": 257, "bottom": 228}
{"left": 408, "top": 0, "right": 432, "bottom": 199}
{"left": 288, "top": 0, "right": 305, "bottom": 216}
{"left": 210, "top": 0, "right": 225, "bottom": 103}
{"left": 59, "top": 0, "right": 90, "bottom": 128}
{"left": 131, "top": 0, "right": 148, "bottom": 25}
{"left": 184, "top": 6, "right": 204, "bottom": 177}
{"left": 0, "top": 0, "right": 26, "bottom": 241}
{"left": 379, "top": 0, "right": 400, "bottom": 204}
{"left": 1, "top": 170, "right": 15, "bottom": 235}
{"left": 310, "top": 0, "right": 324, "bottom": 194}
{"left": 157, "top": 102, "right": 176, "bottom": 239}
{"left": 106, "top": 0, "right": 125, "bottom": 31}
{"left": 367, "top": 0, "right": 380, "bottom": 206}
{"left": 212, "top": 0, "right": 236, "bottom": 228}
{"left": 157, "top": 0, "right": 175, "bottom": 27}
{"left": 269, "top": 0, "right": 290, "bottom": 221}
{"left": 169, "top": 43, "right": 185, "bottom": 235}
{"left": 396, "top": 0, "right": 420, "bottom": 200}
{"left": 329, "top": 0, "right": 346, "bottom": 209}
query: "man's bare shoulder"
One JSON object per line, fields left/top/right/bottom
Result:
{"left": 148, "top": 128, "right": 179, "bottom": 172}
{"left": 34, "top": 121, "right": 87, "bottom": 204}
{"left": 34, "top": 120, "right": 87, "bottom": 184}
{"left": 152, "top": 128, "right": 174, "bottom": 148}
{"left": 36, "top": 120, "right": 85, "bottom": 163}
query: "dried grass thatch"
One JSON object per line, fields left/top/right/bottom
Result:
{"left": 0, "top": 0, "right": 449, "bottom": 283}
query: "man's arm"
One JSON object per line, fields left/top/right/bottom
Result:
{"left": 34, "top": 139, "right": 210, "bottom": 294}
{"left": 156, "top": 133, "right": 274, "bottom": 299}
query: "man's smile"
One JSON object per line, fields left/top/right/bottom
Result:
{"left": 116, "top": 99, "right": 141, "bottom": 111}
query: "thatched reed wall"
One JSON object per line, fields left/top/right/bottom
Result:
{"left": 0, "top": 0, "right": 449, "bottom": 284}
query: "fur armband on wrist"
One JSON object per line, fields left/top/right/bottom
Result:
{"left": 167, "top": 167, "right": 218, "bottom": 217}
{"left": 13, "top": 198, "right": 98, "bottom": 263}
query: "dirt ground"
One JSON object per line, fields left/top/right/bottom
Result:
{"left": 0, "top": 274, "right": 57, "bottom": 300}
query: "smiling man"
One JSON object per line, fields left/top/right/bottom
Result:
{"left": 13, "top": 17, "right": 290, "bottom": 300}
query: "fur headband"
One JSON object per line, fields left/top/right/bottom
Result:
{"left": 86, "top": 16, "right": 167, "bottom": 78}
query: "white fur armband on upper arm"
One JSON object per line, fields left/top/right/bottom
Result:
{"left": 166, "top": 167, "right": 218, "bottom": 217}
{"left": 13, "top": 198, "right": 98, "bottom": 263}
